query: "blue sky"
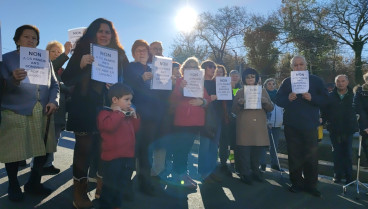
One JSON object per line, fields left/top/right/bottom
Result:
{"left": 0, "top": 0, "right": 281, "bottom": 61}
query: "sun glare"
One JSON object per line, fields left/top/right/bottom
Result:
{"left": 175, "top": 6, "right": 198, "bottom": 33}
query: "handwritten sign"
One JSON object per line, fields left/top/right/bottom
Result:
{"left": 216, "top": 77, "right": 232, "bottom": 100}
{"left": 91, "top": 44, "right": 118, "bottom": 84}
{"left": 151, "top": 56, "right": 172, "bottom": 90}
{"left": 244, "top": 85, "right": 262, "bottom": 109}
{"left": 183, "top": 69, "right": 204, "bottom": 98}
{"left": 291, "top": 70, "right": 309, "bottom": 93}
{"left": 68, "top": 27, "right": 86, "bottom": 49}
{"left": 0, "top": 21, "right": 2, "bottom": 62}
{"left": 20, "top": 47, "right": 50, "bottom": 85}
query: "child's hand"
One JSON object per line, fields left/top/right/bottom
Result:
{"left": 129, "top": 108, "right": 137, "bottom": 118}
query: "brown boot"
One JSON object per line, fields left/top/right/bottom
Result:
{"left": 73, "top": 179, "right": 93, "bottom": 209}
{"left": 95, "top": 176, "right": 103, "bottom": 199}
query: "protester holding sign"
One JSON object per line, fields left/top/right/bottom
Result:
{"left": 124, "top": 39, "right": 167, "bottom": 196}
{"left": 232, "top": 68, "right": 273, "bottom": 185}
{"left": 61, "top": 18, "right": 129, "bottom": 209}
{"left": 169, "top": 57, "right": 211, "bottom": 190}
{"left": 275, "top": 55, "right": 328, "bottom": 197}
{"left": 0, "top": 25, "right": 59, "bottom": 202}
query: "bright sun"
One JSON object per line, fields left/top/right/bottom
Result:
{"left": 175, "top": 6, "right": 198, "bottom": 33}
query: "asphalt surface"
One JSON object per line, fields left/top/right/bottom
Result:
{"left": 1, "top": 131, "right": 368, "bottom": 209}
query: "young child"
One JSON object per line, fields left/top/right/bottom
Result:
{"left": 97, "top": 83, "right": 140, "bottom": 209}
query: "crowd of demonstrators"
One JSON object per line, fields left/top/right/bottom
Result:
{"left": 2, "top": 20, "right": 368, "bottom": 209}
{"left": 354, "top": 73, "right": 368, "bottom": 168}
{"left": 0, "top": 25, "right": 59, "bottom": 201}
{"left": 322, "top": 75, "right": 357, "bottom": 184}
{"left": 61, "top": 18, "right": 129, "bottom": 208}
{"left": 275, "top": 56, "right": 329, "bottom": 197}
{"left": 260, "top": 78, "right": 283, "bottom": 172}
{"left": 232, "top": 68, "right": 274, "bottom": 184}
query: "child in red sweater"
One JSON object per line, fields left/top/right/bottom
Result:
{"left": 97, "top": 83, "right": 140, "bottom": 209}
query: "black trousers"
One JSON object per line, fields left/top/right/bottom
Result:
{"left": 284, "top": 125, "right": 318, "bottom": 189}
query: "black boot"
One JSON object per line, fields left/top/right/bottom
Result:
{"left": 24, "top": 169, "right": 52, "bottom": 195}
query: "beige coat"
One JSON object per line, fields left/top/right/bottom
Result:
{"left": 232, "top": 87, "right": 274, "bottom": 146}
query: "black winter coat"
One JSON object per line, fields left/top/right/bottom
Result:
{"left": 322, "top": 87, "right": 358, "bottom": 135}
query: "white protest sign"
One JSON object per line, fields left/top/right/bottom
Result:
{"left": 20, "top": 47, "right": 50, "bottom": 85}
{"left": 291, "top": 70, "right": 309, "bottom": 94}
{"left": 68, "top": 27, "right": 86, "bottom": 49}
{"left": 91, "top": 44, "right": 118, "bottom": 84}
{"left": 0, "top": 21, "right": 2, "bottom": 62}
{"left": 244, "top": 85, "right": 262, "bottom": 109}
{"left": 216, "top": 77, "right": 232, "bottom": 100}
{"left": 151, "top": 56, "right": 172, "bottom": 90}
{"left": 183, "top": 69, "right": 204, "bottom": 98}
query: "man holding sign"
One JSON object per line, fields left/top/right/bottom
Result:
{"left": 275, "top": 55, "right": 328, "bottom": 197}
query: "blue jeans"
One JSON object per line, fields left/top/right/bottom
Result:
{"left": 198, "top": 122, "right": 221, "bottom": 178}
{"left": 260, "top": 127, "right": 281, "bottom": 167}
{"left": 330, "top": 133, "right": 353, "bottom": 180}
{"left": 171, "top": 127, "right": 198, "bottom": 175}
{"left": 99, "top": 158, "right": 134, "bottom": 209}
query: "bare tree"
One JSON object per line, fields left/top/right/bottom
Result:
{"left": 313, "top": 0, "right": 368, "bottom": 84}
{"left": 196, "top": 6, "right": 249, "bottom": 65}
{"left": 170, "top": 32, "right": 208, "bottom": 64}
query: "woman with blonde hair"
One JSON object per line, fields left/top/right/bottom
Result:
{"left": 170, "top": 57, "right": 211, "bottom": 190}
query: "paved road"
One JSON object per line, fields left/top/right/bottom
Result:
{"left": 1, "top": 131, "right": 368, "bottom": 209}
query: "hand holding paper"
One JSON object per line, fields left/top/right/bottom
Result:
{"left": 142, "top": 72, "right": 152, "bottom": 81}
{"left": 238, "top": 98, "right": 245, "bottom": 105}
{"left": 288, "top": 92, "right": 297, "bottom": 101}
{"left": 180, "top": 79, "right": 187, "bottom": 88}
{"left": 12, "top": 69, "right": 27, "bottom": 82}
{"left": 302, "top": 92, "right": 312, "bottom": 101}
{"left": 64, "top": 41, "right": 72, "bottom": 55}
{"left": 80, "top": 54, "right": 94, "bottom": 69}
{"left": 188, "top": 98, "right": 203, "bottom": 106}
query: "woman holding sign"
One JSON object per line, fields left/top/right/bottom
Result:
{"left": 169, "top": 57, "right": 211, "bottom": 190}
{"left": 61, "top": 18, "right": 129, "bottom": 209}
{"left": 0, "top": 25, "right": 59, "bottom": 201}
{"left": 232, "top": 68, "right": 273, "bottom": 185}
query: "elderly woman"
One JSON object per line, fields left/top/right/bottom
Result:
{"left": 232, "top": 68, "right": 273, "bottom": 184}
{"left": 354, "top": 72, "right": 368, "bottom": 169}
{"left": 33, "top": 40, "right": 71, "bottom": 175}
{"left": 124, "top": 39, "right": 168, "bottom": 196}
{"left": 62, "top": 18, "right": 129, "bottom": 208}
{"left": 0, "top": 25, "right": 59, "bottom": 201}
{"left": 260, "top": 78, "right": 284, "bottom": 171}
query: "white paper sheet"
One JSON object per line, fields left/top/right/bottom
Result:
{"left": 183, "top": 69, "right": 204, "bottom": 98}
{"left": 291, "top": 70, "right": 309, "bottom": 94}
{"left": 216, "top": 77, "right": 232, "bottom": 100}
{"left": 91, "top": 44, "right": 118, "bottom": 84}
{"left": 151, "top": 56, "right": 172, "bottom": 90}
{"left": 244, "top": 85, "right": 262, "bottom": 109}
{"left": 20, "top": 47, "right": 50, "bottom": 85}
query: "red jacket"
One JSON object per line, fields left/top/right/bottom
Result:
{"left": 97, "top": 108, "right": 140, "bottom": 161}
{"left": 170, "top": 77, "right": 211, "bottom": 126}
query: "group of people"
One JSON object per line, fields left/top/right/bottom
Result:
{"left": 0, "top": 17, "right": 367, "bottom": 209}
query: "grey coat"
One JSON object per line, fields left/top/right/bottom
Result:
{"left": 232, "top": 87, "right": 274, "bottom": 146}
